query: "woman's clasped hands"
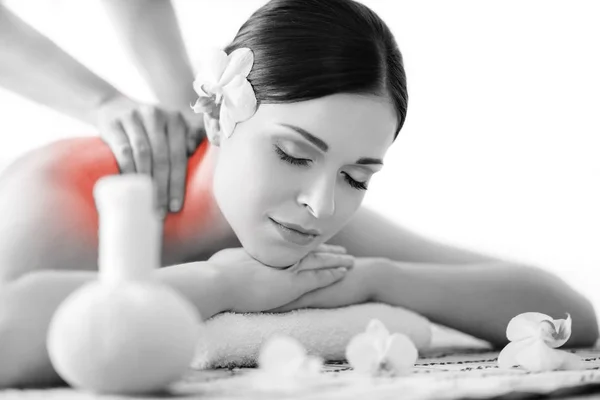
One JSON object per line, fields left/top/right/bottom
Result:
{"left": 268, "top": 257, "right": 391, "bottom": 313}
{"left": 207, "top": 245, "right": 357, "bottom": 313}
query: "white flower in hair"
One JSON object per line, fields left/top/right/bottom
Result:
{"left": 191, "top": 48, "right": 257, "bottom": 138}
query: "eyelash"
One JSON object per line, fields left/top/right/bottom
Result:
{"left": 274, "top": 146, "right": 368, "bottom": 191}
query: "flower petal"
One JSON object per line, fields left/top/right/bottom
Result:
{"left": 365, "top": 319, "right": 390, "bottom": 355}
{"left": 345, "top": 332, "right": 383, "bottom": 375}
{"left": 219, "top": 104, "right": 235, "bottom": 139}
{"left": 506, "top": 312, "right": 553, "bottom": 342}
{"left": 222, "top": 75, "right": 257, "bottom": 123}
{"left": 541, "top": 313, "right": 572, "bottom": 348}
{"left": 220, "top": 48, "right": 254, "bottom": 85}
{"left": 497, "top": 338, "right": 535, "bottom": 369}
{"left": 194, "top": 48, "right": 229, "bottom": 86}
{"left": 300, "top": 355, "right": 323, "bottom": 376}
{"left": 258, "top": 336, "right": 306, "bottom": 375}
{"left": 192, "top": 81, "right": 211, "bottom": 98}
{"left": 515, "top": 339, "right": 569, "bottom": 372}
{"left": 190, "top": 97, "right": 214, "bottom": 114}
{"left": 383, "top": 333, "right": 418, "bottom": 375}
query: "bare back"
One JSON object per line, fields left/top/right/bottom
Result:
{"left": 0, "top": 137, "right": 234, "bottom": 282}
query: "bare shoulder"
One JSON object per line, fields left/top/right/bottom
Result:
{"left": 0, "top": 148, "right": 98, "bottom": 283}
{"left": 328, "top": 206, "right": 500, "bottom": 264}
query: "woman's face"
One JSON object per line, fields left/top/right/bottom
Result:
{"left": 212, "top": 93, "right": 397, "bottom": 267}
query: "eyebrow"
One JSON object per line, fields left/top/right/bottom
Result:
{"left": 278, "top": 123, "right": 384, "bottom": 166}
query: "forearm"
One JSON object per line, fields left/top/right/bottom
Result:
{"left": 0, "top": 263, "right": 226, "bottom": 387}
{"left": 377, "top": 260, "right": 598, "bottom": 348}
{"left": 101, "top": 0, "right": 196, "bottom": 112}
{"left": 0, "top": 5, "right": 120, "bottom": 125}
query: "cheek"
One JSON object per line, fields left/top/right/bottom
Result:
{"left": 327, "top": 188, "right": 365, "bottom": 232}
{"left": 213, "top": 144, "right": 286, "bottom": 218}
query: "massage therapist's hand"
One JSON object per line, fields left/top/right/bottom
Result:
{"left": 96, "top": 94, "right": 205, "bottom": 214}
{"left": 208, "top": 245, "right": 355, "bottom": 313}
{"left": 268, "top": 257, "right": 391, "bottom": 312}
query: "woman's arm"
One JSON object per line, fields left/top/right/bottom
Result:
{"left": 326, "top": 206, "right": 598, "bottom": 346}
{"left": 377, "top": 259, "right": 599, "bottom": 348}
{"left": 271, "top": 256, "right": 598, "bottom": 348}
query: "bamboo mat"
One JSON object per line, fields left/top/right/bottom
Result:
{"left": 3, "top": 347, "right": 600, "bottom": 400}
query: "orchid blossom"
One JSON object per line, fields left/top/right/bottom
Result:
{"left": 497, "top": 312, "right": 582, "bottom": 372}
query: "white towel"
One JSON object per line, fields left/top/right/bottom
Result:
{"left": 192, "top": 303, "right": 432, "bottom": 369}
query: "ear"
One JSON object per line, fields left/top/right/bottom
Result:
{"left": 204, "top": 113, "right": 222, "bottom": 147}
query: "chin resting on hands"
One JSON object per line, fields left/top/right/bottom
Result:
{"left": 207, "top": 245, "right": 355, "bottom": 313}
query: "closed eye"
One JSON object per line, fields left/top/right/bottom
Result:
{"left": 274, "top": 145, "right": 311, "bottom": 166}
{"left": 274, "top": 145, "right": 368, "bottom": 191}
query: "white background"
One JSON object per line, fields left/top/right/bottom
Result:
{"left": 1, "top": 1, "right": 599, "bottom": 313}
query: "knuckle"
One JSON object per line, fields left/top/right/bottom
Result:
{"left": 147, "top": 105, "right": 165, "bottom": 121}
{"left": 123, "top": 110, "right": 140, "bottom": 126}
{"left": 133, "top": 141, "right": 150, "bottom": 155}
{"left": 126, "top": 108, "right": 138, "bottom": 120}
{"left": 316, "top": 253, "right": 334, "bottom": 264}
{"left": 315, "top": 268, "right": 331, "bottom": 279}
{"left": 116, "top": 143, "right": 132, "bottom": 157}
{"left": 105, "top": 119, "right": 122, "bottom": 134}
{"left": 118, "top": 161, "right": 135, "bottom": 173}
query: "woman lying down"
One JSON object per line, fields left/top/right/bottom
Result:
{"left": 0, "top": 0, "right": 597, "bottom": 388}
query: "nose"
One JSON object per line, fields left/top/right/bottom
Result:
{"left": 297, "top": 174, "right": 336, "bottom": 219}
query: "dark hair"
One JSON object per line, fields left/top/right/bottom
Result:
{"left": 225, "top": 0, "right": 408, "bottom": 139}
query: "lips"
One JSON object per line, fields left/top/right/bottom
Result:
{"left": 269, "top": 218, "right": 320, "bottom": 236}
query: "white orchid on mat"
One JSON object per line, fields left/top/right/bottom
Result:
{"left": 258, "top": 335, "right": 323, "bottom": 377}
{"left": 345, "top": 319, "right": 418, "bottom": 376}
{"left": 251, "top": 335, "right": 326, "bottom": 391}
{"left": 497, "top": 312, "right": 583, "bottom": 372}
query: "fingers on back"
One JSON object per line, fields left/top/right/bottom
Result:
{"left": 102, "top": 120, "right": 136, "bottom": 174}
{"left": 166, "top": 113, "right": 188, "bottom": 212}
